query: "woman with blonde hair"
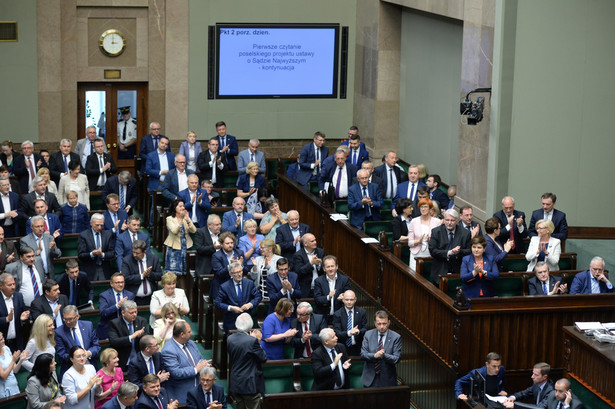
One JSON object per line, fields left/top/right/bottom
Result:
{"left": 238, "top": 219, "right": 265, "bottom": 270}
{"left": 164, "top": 198, "right": 197, "bottom": 290}
{"left": 150, "top": 272, "right": 190, "bottom": 326}
{"left": 22, "top": 314, "right": 56, "bottom": 372}
{"left": 179, "top": 130, "right": 202, "bottom": 172}
{"left": 152, "top": 302, "right": 185, "bottom": 348}
{"left": 237, "top": 161, "right": 267, "bottom": 217}
{"left": 30, "top": 168, "right": 58, "bottom": 195}
{"left": 250, "top": 238, "right": 282, "bottom": 301}
{"left": 94, "top": 348, "right": 123, "bottom": 409}
{"left": 526, "top": 219, "right": 561, "bottom": 272}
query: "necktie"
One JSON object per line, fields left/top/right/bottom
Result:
{"left": 362, "top": 187, "right": 371, "bottom": 216}
{"left": 132, "top": 233, "right": 137, "bottom": 243}
{"left": 64, "top": 156, "right": 69, "bottom": 173}
{"left": 38, "top": 237, "right": 48, "bottom": 273}
{"left": 183, "top": 344, "right": 196, "bottom": 365}
{"left": 304, "top": 322, "right": 311, "bottom": 357}
{"left": 375, "top": 334, "right": 384, "bottom": 374}
{"left": 330, "top": 349, "right": 342, "bottom": 387}
{"left": 128, "top": 322, "right": 135, "bottom": 349}
{"left": 120, "top": 186, "right": 125, "bottom": 209}
{"left": 346, "top": 310, "right": 353, "bottom": 347}
{"left": 315, "top": 148, "right": 320, "bottom": 173}
{"left": 90, "top": 141, "right": 95, "bottom": 155}
{"left": 206, "top": 392, "right": 211, "bottom": 404}
{"left": 591, "top": 277, "right": 600, "bottom": 294}
{"left": 387, "top": 169, "right": 393, "bottom": 198}
{"left": 250, "top": 153, "right": 254, "bottom": 162}
{"left": 140, "top": 260, "right": 148, "bottom": 294}
{"left": 155, "top": 397, "right": 163, "bottom": 409}
{"left": 236, "top": 283, "right": 243, "bottom": 301}
{"left": 353, "top": 150, "right": 357, "bottom": 165}
{"left": 27, "top": 156, "right": 36, "bottom": 179}
{"left": 335, "top": 167, "right": 343, "bottom": 199}
{"left": 116, "top": 292, "right": 121, "bottom": 303}
{"left": 71, "top": 279, "right": 77, "bottom": 305}
{"left": 73, "top": 328, "right": 83, "bottom": 347}
{"left": 447, "top": 232, "right": 454, "bottom": 250}
{"left": 409, "top": 183, "right": 415, "bottom": 200}
{"left": 148, "top": 357, "right": 155, "bottom": 374}
{"left": 123, "top": 121, "right": 127, "bottom": 141}
{"left": 99, "top": 155, "right": 106, "bottom": 185}
{"left": 95, "top": 233, "right": 102, "bottom": 265}
{"left": 116, "top": 292, "right": 122, "bottom": 317}
{"left": 543, "top": 282, "right": 548, "bottom": 295}
{"left": 221, "top": 137, "right": 225, "bottom": 148}
{"left": 508, "top": 216, "right": 516, "bottom": 250}
{"left": 112, "top": 213, "right": 117, "bottom": 226}
{"left": 30, "top": 266, "right": 40, "bottom": 298}
{"left": 153, "top": 138, "right": 158, "bottom": 150}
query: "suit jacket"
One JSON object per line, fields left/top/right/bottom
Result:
{"left": 408, "top": 216, "right": 441, "bottom": 255}
{"left": 222, "top": 210, "right": 255, "bottom": 238}
{"left": 100, "top": 397, "right": 123, "bottom": 409}
{"left": 333, "top": 306, "right": 367, "bottom": 356}
{"left": 290, "top": 313, "right": 327, "bottom": 358}
{"left": 103, "top": 209, "right": 129, "bottom": 235}
{"left": 265, "top": 272, "right": 302, "bottom": 314}
{"left": 30, "top": 293, "right": 69, "bottom": 323}
{"left": 25, "top": 373, "right": 62, "bottom": 409}
{"left": 139, "top": 133, "right": 170, "bottom": 162}
{"left": 513, "top": 379, "right": 554, "bottom": 404}
{"left": 21, "top": 191, "right": 62, "bottom": 218}
{"left": 61, "top": 203, "right": 90, "bottom": 234}
{"left": 48, "top": 151, "right": 81, "bottom": 184}
{"left": 161, "top": 338, "right": 205, "bottom": 403}
{"left": 162, "top": 168, "right": 194, "bottom": 202}
{"left": 76, "top": 138, "right": 107, "bottom": 168}
{"left": 0, "top": 240, "right": 16, "bottom": 272}
{"left": 457, "top": 220, "right": 484, "bottom": 238}
{"left": 214, "top": 278, "right": 261, "bottom": 331}
{"left": 186, "top": 383, "right": 227, "bottom": 409}
{"left": 145, "top": 150, "right": 176, "bottom": 190}
{"left": 347, "top": 182, "right": 383, "bottom": 229}
{"left": 13, "top": 153, "right": 47, "bottom": 194}
{"left": 351, "top": 174, "right": 385, "bottom": 198}
{"left": 55, "top": 320, "right": 100, "bottom": 375}
{"left": 20, "top": 233, "right": 61, "bottom": 279}
{"left": 525, "top": 236, "right": 561, "bottom": 272}
{"left": 429, "top": 188, "right": 450, "bottom": 210}
{"left": 25, "top": 213, "right": 62, "bottom": 237}
{"left": 97, "top": 288, "right": 135, "bottom": 340}
{"left": 115, "top": 230, "right": 151, "bottom": 267}
{"left": 275, "top": 222, "right": 310, "bottom": 264}
{"left": 493, "top": 209, "right": 528, "bottom": 254}
{"left": 360, "top": 328, "right": 402, "bottom": 387}
{"left": 5, "top": 258, "right": 46, "bottom": 294}
{"left": 211, "top": 248, "right": 245, "bottom": 299}
{"left": 179, "top": 141, "right": 203, "bottom": 168}
{"left": 121, "top": 254, "right": 163, "bottom": 295}
{"left": 227, "top": 331, "right": 267, "bottom": 394}
{"left": 108, "top": 315, "right": 149, "bottom": 368}
{"left": 393, "top": 180, "right": 427, "bottom": 205}
{"left": 77, "top": 229, "right": 116, "bottom": 280}
{"left": 484, "top": 234, "right": 508, "bottom": 272}
{"left": 196, "top": 150, "right": 228, "bottom": 187}
{"left": 127, "top": 351, "right": 166, "bottom": 389}
{"left": 318, "top": 162, "right": 358, "bottom": 194}
{"left": 373, "top": 164, "right": 407, "bottom": 199}
{"left": 292, "top": 247, "right": 325, "bottom": 296}
{"left": 85, "top": 152, "right": 117, "bottom": 189}
{"left": 313, "top": 273, "right": 351, "bottom": 320}
{"left": 528, "top": 275, "right": 564, "bottom": 296}
{"left": 460, "top": 254, "right": 500, "bottom": 299}
{"left": 0, "top": 191, "right": 22, "bottom": 237}
{"left": 311, "top": 343, "right": 350, "bottom": 390}
{"left": 539, "top": 390, "right": 584, "bottom": 409}
{"left": 57, "top": 175, "right": 91, "bottom": 210}
{"left": 297, "top": 142, "right": 329, "bottom": 186}
{"left": 529, "top": 208, "right": 568, "bottom": 241}
{"left": 215, "top": 134, "right": 239, "bottom": 170}
{"left": 346, "top": 147, "right": 369, "bottom": 168}
{"left": 237, "top": 149, "right": 266, "bottom": 174}
{"left": 391, "top": 215, "right": 410, "bottom": 241}
{"left": 57, "top": 271, "right": 94, "bottom": 305}
{"left": 570, "top": 270, "right": 614, "bottom": 294}
{"left": 136, "top": 388, "right": 171, "bottom": 409}
{"left": 102, "top": 175, "right": 138, "bottom": 210}
{"left": 0, "top": 291, "right": 27, "bottom": 349}
{"left": 428, "top": 224, "right": 472, "bottom": 284}
{"left": 177, "top": 188, "right": 211, "bottom": 228}
{"left": 194, "top": 226, "right": 226, "bottom": 277}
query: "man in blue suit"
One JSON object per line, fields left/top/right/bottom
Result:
{"left": 101, "top": 382, "right": 139, "bottom": 409}
{"left": 145, "top": 136, "right": 175, "bottom": 191}
{"left": 318, "top": 150, "right": 358, "bottom": 200}
{"left": 214, "top": 121, "right": 239, "bottom": 171}
{"left": 127, "top": 335, "right": 170, "bottom": 390}
{"left": 504, "top": 362, "right": 554, "bottom": 407}
{"left": 78, "top": 213, "right": 116, "bottom": 280}
{"left": 266, "top": 258, "right": 302, "bottom": 314}
{"left": 115, "top": 215, "right": 150, "bottom": 267}
{"left": 211, "top": 232, "right": 245, "bottom": 300}
{"left": 0, "top": 177, "right": 22, "bottom": 237}
{"left": 360, "top": 310, "right": 402, "bottom": 388}
{"left": 136, "top": 374, "right": 178, "bottom": 409}
{"left": 297, "top": 131, "right": 328, "bottom": 187}
{"left": 186, "top": 367, "right": 227, "bottom": 409}
{"left": 373, "top": 151, "right": 407, "bottom": 200}
{"left": 393, "top": 165, "right": 426, "bottom": 206}
{"left": 24, "top": 199, "right": 62, "bottom": 236}
{"left": 214, "top": 262, "right": 261, "bottom": 332}
{"left": 344, "top": 134, "right": 369, "bottom": 168}
{"left": 177, "top": 175, "right": 211, "bottom": 228}
{"left": 570, "top": 256, "right": 614, "bottom": 294}
{"left": 139, "top": 122, "right": 170, "bottom": 165}
{"left": 275, "top": 210, "right": 310, "bottom": 265}
{"left": 102, "top": 171, "right": 138, "bottom": 214}
{"left": 348, "top": 169, "right": 383, "bottom": 229}
{"left": 103, "top": 193, "right": 129, "bottom": 235}
{"left": 162, "top": 154, "right": 194, "bottom": 202}
{"left": 237, "top": 138, "right": 266, "bottom": 174}
{"left": 426, "top": 174, "right": 451, "bottom": 211}
{"left": 161, "top": 321, "right": 211, "bottom": 404}
{"left": 97, "top": 272, "right": 135, "bottom": 339}
{"left": 221, "top": 197, "right": 254, "bottom": 238}
{"left": 55, "top": 305, "right": 101, "bottom": 377}
{"left": 528, "top": 192, "right": 568, "bottom": 240}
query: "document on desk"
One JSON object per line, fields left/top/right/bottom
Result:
{"left": 574, "top": 322, "right": 604, "bottom": 332}
{"left": 485, "top": 394, "right": 508, "bottom": 403}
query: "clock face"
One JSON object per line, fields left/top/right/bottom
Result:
{"left": 99, "top": 29, "right": 126, "bottom": 57}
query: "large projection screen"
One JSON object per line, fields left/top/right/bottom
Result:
{"left": 216, "top": 23, "right": 339, "bottom": 99}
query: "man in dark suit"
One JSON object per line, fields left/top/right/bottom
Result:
{"left": 78, "top": 213, "right": 116, "bottom": 280}
{"left": 55, "top": 305, "right": 100, "bottom": 377}
{"left": 161, "top": 154, "right": 194, "bottom": 202}
{"left": 227, "top": 313, "right": 267, "bottom": 407}
{"left": 194, "top": 215, "right": 224, "bottom": 277}
{"left": 493, "top": 196, "right": 528, "bottom": 254}
{"left": 211, "top": 232, "right": 245, "bottom": 300}
{"left": 136, "top": 374, "right": 178, "bottom": 409}
{"left": 139, "top": 122, "right": 170, "bottom": 167}
{"left": 58, "top": 259, "right": 94, "bottom": 307}
{"left": 115, "top": 215, "right": 150, "bottom": 268}
{"left": 393, "top": 165, "right": 426, "bottom": 206}
{"left": 410, "top": 186, "right": 430, "bottom": 218}
{"left": 348, "top": 169, "right": 383, "bottom": 229}
{"left": 297, "top": 131, "right": 328, "bottom": 187}
{"left": 121, "top": 240, "right": 162, "bottom": 306}
{"left": 214, "top": 121, "right": 239, "bottom": 171}
{"left": 76, "top": 126, "right": 105, "bottom": 168}
{"left": 428, "top": 209, "right": 472, "bottom": 285}
{"left": 0, "top": 273, "right": 30, "bottom": 351}
{"left": 13, "top": 140, "right": 47, "bottom": 194}
{"left": 426, "top": 174, "right": 451, "bottom": 211}
{"left": 292, "top": 233, "right": 324, "bottom": 297}
{"left": 504, "top": 362, "right": 554, "bottom": 407}
{"left": 539, "top": 378, "right": 584, "bottom": 409}
{"left": 345, "top": 133, "right": 369, "bottom": 168}
{"left": 528, "top": 262, "right": 567, "bottom": 296}
{"left": 197, "top": 138, "right": 227, "bottom": 187}
{"left": 145, "top": 136, "right": 175, "bottom": 191}
{"left": 458, "top": 205, "right": 484, "bottom": 238}
{"left": 48, "top": 138, "right": 81, "bottom": 185}
{"left": 214, "top": 261, "right": 261, "bottom": 332}
{"left": 360, "top": 310, "right": 402, "bottom": 388}
{"left": 97, "top": 273, "right": 135, "bottom": 340}
{"left": 21, "top": 177, "right": 62, "bottom": 218}
{"left": 127, "top": 335, "right": 170, "bottom": 390}
{"left": 528, "top": 192, "right": 568, "bottom": 241}
{"left": 20, "top": 215, "right": 62, "bottom": 279}
{"left": 24, "top": 199, "right": 62, "bottom": 237}
{"left": 5, "top": 246, "right": 46, "bottom": 307}
{"left": 352, "top": 161, "right": 385, "bottom": 198}
{"left": 222, "top": 197, "right": 255, "bottom": 238}
{"left": 318, "top": 150, "right": 358, "bottom": 200}
{"left": 290, "top": 301, "right": 327, "bottom": 359}
{"left": 102, "top": 171, "right": 138, "bottom": 214}
{"left": 178, "top": 175, "right": 211, "bottom": 228}
{"left": 161, "top": 320, "right": 210, "bottom": 404}
{"left": 275, "top": 210, "right": 310, "bottom": 266}
{"left": 311, "top": 327, "right": 352, "bottom": 390}
{"left": 101, "top": 382, "right": 139, "bottom": 409}
{"left": 109, "top": 300, "right": 150, "bottom": 368}
{"left": 86, "top": 138, "right": 118, "bottom": 191}
{"left": 313, "top": 255, "right": 351, "bottom": 325}
{"left": 333, "top": 290, "right": 367, "bottom": 356}
{"left": 373, "top": 151, "right": 407, "bottom": 200}
{"left": 570, "top": 256, "right": 614, "bottom": 294}
{"left": 187, "top": 366, "right": 227, "bottom": 409}
{"left": 0, "top": 226, "right": 17, "bottom": 271}
{"left": 266, "top": 258, "right": 302, "bottom": 314}
{"left": 30, "top": 278, "right": 68, "bottom": 326}
{"left": 103, "top": 193, "right": 129, "bottom": 235}
{"left": 0, "top": 177, "right": 22, "bottom": 237}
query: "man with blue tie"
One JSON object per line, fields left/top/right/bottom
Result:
{"left": 360, "top": 311, "right": 402, "bottom": 388}
{"left": 20, "top": 215, "right": 61, "bottom": 279}
{"left": 115, "top": 215, "right": 150, "bottom": 267}
{"left": 4, "top": 246, "right": 45, "bottom": 307}
{"left": 97, "top": 273, "right": 135, "bottom": 340}
{"left": 222, "top": 197, "right": 254, "bottom": 239}
{"left": 214, "top": 121, "right": 239, "bottom": 171}
{"left": 55, "top": 305, "right": 100, "bottom": 377}
{"left": 373, "top": 151, "right": 407, "bottom": 200}
{"left": 103, "top": 193, "right": 129, "bottom": 236}
{"left": 101, "top": 382, "right": 139, "bottom": 409}
{"left": 102, "top": 171, "right": 138, "bottom": 214}
{"left": 30, "top": 279, "right": 68, "bottom": 326}
{"left": 214, "top": 262, "right": 261, "bottom": 332}
{"left": 570, "top": 256, "right": 614, "bottom": 294}
{"left": 109, "top": 300, "right": 149, "bottom": 368}
{"left": 136, "top": 374, "right": 178, "bottom": 409}
{"left": 127, "top": 335, "right": 170, "bottom": 390}
{"left": 503, "top": 362, "right": 554, "bottom": 408}
{"left": 237, "top": 139, "right": 266, "bottom": 174}
{"left": 177, "top": 175, "right": 210, "bottom": 228}
{"left": 48, "top": 139, "right": 81, "bottom": 186}
{"left": 186, "top": 367, "right": 227, "bottom": 409}
{"left": 348, "top": 169, "right": 383, "bottom": 229}
{"left": 345, "top": 134, "right": 369, "bottom": 168}
{"left": 266, "top": 258, "right": 302, "bottom": 314}
{"left": 58, "top": 259, "right": 94, "bottom": 307}
{"left": 78, "top": 213, "right": 116, "bottom": 281}
{"left": 528, "top": 192, "right": 568, "bottom": 240}
{"left": 393, "top": 165, "right": 426, "bottom": 207}
{"left": 297, "top": 131, "right": 328, "bottom": 187}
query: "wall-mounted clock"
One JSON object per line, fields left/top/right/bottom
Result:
{"left": 99, "top": 29, "right": 126, "bottom": 57}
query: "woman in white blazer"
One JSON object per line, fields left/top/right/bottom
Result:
{"left": 526, "top": 219, "right": 561, "bottom": 271}
{"left": 408, "top": 198, "right": 442, "bottom": 271}
{"left": 249, "top": 238, "right": 282, "bottom": 302}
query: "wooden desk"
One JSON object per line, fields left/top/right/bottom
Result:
{"left": 563, "top": 326, "right": 615, "bottom": 406}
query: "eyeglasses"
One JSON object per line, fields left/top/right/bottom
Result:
{"left": 200, "top": 378, "right": 215, "bottom": 383}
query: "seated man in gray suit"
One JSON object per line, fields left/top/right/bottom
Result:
{"left": 360, "top": 310, "right": 402, "bottom": 388}
{"left": 539, "top": 378, "right": 585, "bottom": 409}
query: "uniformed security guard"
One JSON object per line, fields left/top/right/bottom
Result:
{"left": 117, "top": 106, "right": 138, "bottom": 159}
